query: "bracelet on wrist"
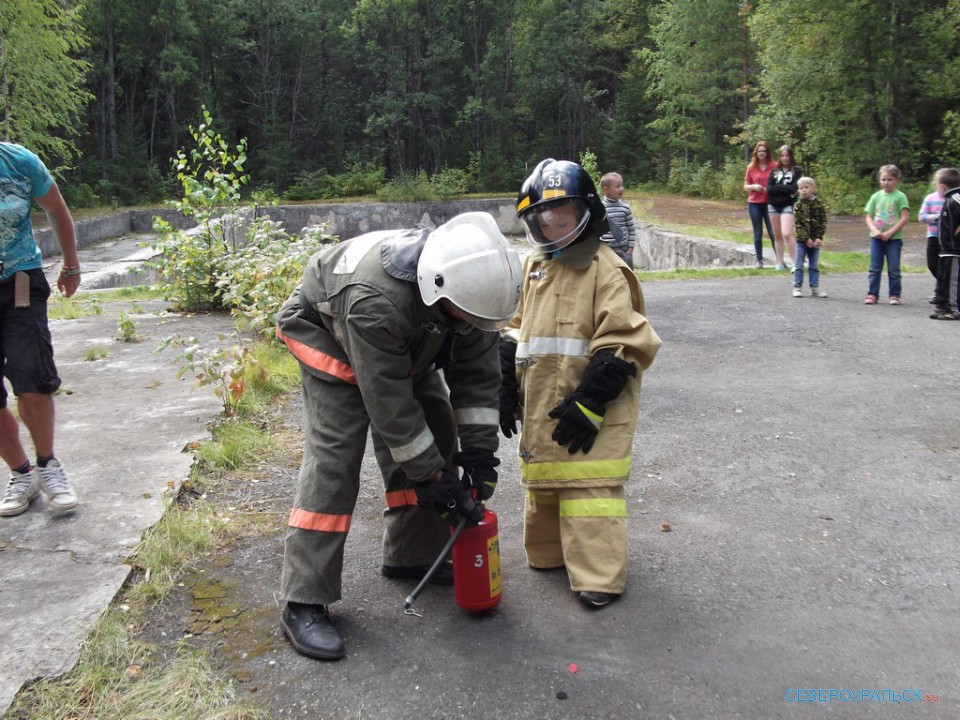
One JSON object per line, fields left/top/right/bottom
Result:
{"left": 59, "top": 266, "right": 81, "bottom": 277}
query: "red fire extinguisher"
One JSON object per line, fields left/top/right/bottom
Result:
{"left": 451, "top": 506, "right": 502, "bottom": 612}
{"left": 403, "top": 503, "right": 502, "bottom": 614}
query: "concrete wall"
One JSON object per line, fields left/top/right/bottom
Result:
{"left": 257, "top": 198, "right": 523, "bottom": 239}
{"left": 34, "top": 200, "right": 756, "bottom": 271}
{"left": 633, "top": 220, "right": 757, "bottom": 270}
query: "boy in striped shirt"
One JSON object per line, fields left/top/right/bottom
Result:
{"left": 600, "top": 172, "right": 637, "bottom": 268}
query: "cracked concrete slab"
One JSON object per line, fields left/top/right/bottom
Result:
{"left": 0, "top": 245, "right": 235, "bottom": 713}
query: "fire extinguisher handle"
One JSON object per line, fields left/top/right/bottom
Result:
{"left": 403, "top": 515, "right": 469, "bottom": 611}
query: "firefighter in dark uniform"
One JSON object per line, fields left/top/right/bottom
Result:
{"left": 276, "top": 212, "right": 522, "bottom": 660}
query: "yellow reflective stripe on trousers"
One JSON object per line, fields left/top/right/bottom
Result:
{"left": 559, "top": 497, "right": 628, "bottom": 518}
{"left": 520, "top": 455, "right": 632, "bottom": 481}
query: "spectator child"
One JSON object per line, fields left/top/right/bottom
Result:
{"left": 930, "top": 167, "right": 960, "bottom": 320}
{"left": 599, "top": 172, "right": 637, "bottom": 268}
{"left": 792, "top": 177, "right": 828, "bottom": 298}
{"left": 918, "top": 170, "right": 946, "bottom": 303}
{"left": 864, "top": 165, "right": 910, "bottom": 305}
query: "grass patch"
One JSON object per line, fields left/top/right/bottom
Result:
{"left": 636, "top": 250, "right": 926, "bottom": 282}
{"left": 233, "top": 341, "right": 300, "bottom": 417}
{"left": 125, "top": 501, "right": 225, "bottom": 606}
{"left": 91, "top": 285, "right": 167, "bottom": 302}
{"left": 196, "top": 420, "right": 274, "bottom": 471}
{"left": 85, "top": 345, "right": 109, "bottom": 361}
{"left": 49, "top": 286, "right": 165, "bottom": 321}
{"left": 49, "top": 294, "right": 103, "bottom": 320}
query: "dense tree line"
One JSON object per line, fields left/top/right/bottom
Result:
{"left": 4, "top": 0, "right": 960, "bottom": 206}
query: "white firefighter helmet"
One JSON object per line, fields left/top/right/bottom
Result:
{"left": 417, "top": 212, "right": 522, "bottom": 331}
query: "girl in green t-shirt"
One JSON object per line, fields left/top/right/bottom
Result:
{"left": 864, "top": 164, "right": 910, "bottom": 304}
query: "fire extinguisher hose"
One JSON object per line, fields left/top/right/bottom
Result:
{"left": 403, "top": 514, "right": 468, "bottom": 611}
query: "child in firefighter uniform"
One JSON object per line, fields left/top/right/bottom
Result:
{"left": 276, "top": 212, "right": 522, "bottom": 660}
{"left": 501, "top": 159, "right": 661, "bottom": 608}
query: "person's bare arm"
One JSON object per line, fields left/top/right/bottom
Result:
{"left": 35, "top": 182, "right": 80, "bottom": 297}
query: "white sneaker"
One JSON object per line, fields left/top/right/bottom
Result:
{"left": 0, "top": 469, "right": 40, "bottom": 517}
{"left": 792, "top": 287, "right": 803, "bottom": 298}
{"left": 35, "top": 459, "right": 78, "bottom": 512}
{"left": 810, "top": 287, "right": 828, "bottom": 298}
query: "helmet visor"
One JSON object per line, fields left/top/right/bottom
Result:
{"left": 521, "top": 199, "right": 591, "bottom": 253}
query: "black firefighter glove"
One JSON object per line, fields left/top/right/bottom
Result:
{"left": 499, "top": 337, "right": 520, "bottom": 438}
{"left": 414, "top": 468, "right": 483, "bottom": 527}
{"left": 548, "top": 349, "right": 637, "bottom": 454}
{"left": 454, "top": 448, "right": 500, "bottom": 501}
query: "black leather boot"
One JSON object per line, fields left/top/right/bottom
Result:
{"left": 281, "top": 602, "right": 345, "bottom": 660}
{"left": 578, "top": 591, "right": 618, "bottom": 608}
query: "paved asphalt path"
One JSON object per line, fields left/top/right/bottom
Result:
{"left": 165, "top": 270, "right": 957, "bottom": 720}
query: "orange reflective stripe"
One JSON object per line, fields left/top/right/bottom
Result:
{"left": 288, "top": 508, "right": 352, "bottom": 533}
{"left": 276, "top": 325, "right": 357, "bottom": 384}
{"left": 385, "top": 488, "right": 419, "bottom": 509}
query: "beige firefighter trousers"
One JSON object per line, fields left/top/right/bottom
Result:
{"left": 524, "top": 486, "right": 628, "bottom": 594}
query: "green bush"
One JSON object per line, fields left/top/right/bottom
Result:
{"left": 283, "top": 162, "right": 386, "bottom": 200}
{"left": 63, "top": 182, "right": 101, "bottom": 208}
{"left": 216, "top": 218, "right": 334, "bottom": 337}
{"left": 330, "top": 162, "right": 385, "bottom": 197}
{"left": 376, "top": 171, "right": 437, "bottom": 202}
{"left": 579, "top": 149, "right": 599, "bottom": 187}
{"left": 283, "top": 169, "right": 327, "bottom": 201}
{"left": 667, "top": 160, "right": 725, "bottom": 198}
{"left": 430, "top": 166, "right": 471, "bottom": 197}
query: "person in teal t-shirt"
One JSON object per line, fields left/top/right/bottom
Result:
{"left": 863, "top": 164, "right": 910, "bottom": 305}
{"left": 0, "top": 142, "right": 81, "bottom": 517}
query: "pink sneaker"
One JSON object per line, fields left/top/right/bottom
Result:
{"left": 864, "top": 294, "right": 877, "bottom": 305}
{"left": 889, "top": 296, "right": 901, "bottom": 305}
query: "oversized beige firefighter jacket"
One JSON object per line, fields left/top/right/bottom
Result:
{"left": 506, "top": 236, "right": 661, "bottom": 489}
{"left": 276, "top": 228, "right": 501, "bottom": 484}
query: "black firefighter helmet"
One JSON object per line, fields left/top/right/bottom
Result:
{"left": 516, "top": 158, "right": 609, "bottom": 252}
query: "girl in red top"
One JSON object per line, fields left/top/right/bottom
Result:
{"left": 743, "top": 141, "right": 776, "bottom": 268}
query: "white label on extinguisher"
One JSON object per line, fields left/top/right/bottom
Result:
{"left": 487, "top": 535, "right": 502, "bottom": 597}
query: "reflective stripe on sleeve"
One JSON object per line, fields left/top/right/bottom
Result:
{"left": 520, "top": 455, "right": 632, "bottom": 482}
{"left": 559, "top": 497, "right": 628, "bottom": 518}
{"left": 288, "top": 508, "right": 352, "bottom": 533}
{"left": 385, "top": 488, "right": 420, "bottom": 508}
{"left": 391, "top": 425, "right": 435, "bottom": 463}
{"left": 276, "top": 325, "right": 357, "bottom": 384}
{"left": 517, "top": 336, "right": 591, "bottom": 358}
{"left": 455, "top": 406, "right": 499, "bottom": 426}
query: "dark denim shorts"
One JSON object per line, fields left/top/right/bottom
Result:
{"left": 0, "top": 268, "right": 60, "bottom": 407}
